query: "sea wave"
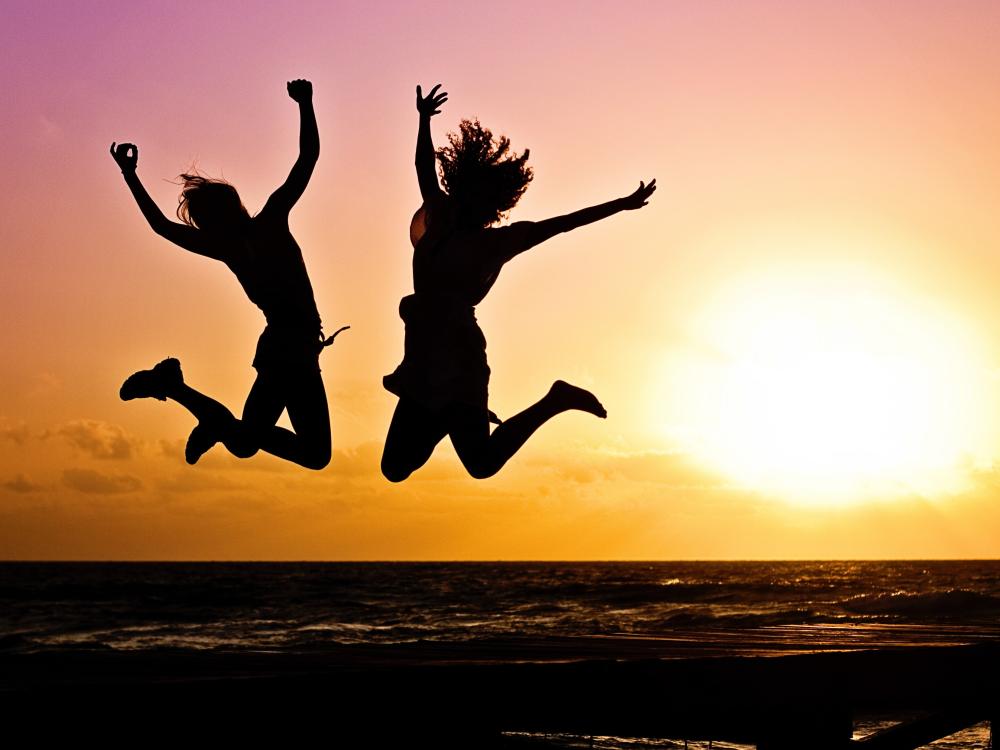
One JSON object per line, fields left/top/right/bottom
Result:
{"left": 3, "top": 561, "right": 1000, "bottom": 653}
{"left": 842, "top": 589, "right": 1000, "bottom": 618}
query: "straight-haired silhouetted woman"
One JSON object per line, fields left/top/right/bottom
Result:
{"left": 110, "top": 79, "right": 345, "bottom": 470}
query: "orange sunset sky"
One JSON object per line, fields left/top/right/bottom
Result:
{"left": 3, "top": 0, "right": 1000, "bottom": 559}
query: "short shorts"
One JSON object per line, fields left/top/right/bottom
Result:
{"left": 252, "top": 325, "right": 324, "bottom": 376}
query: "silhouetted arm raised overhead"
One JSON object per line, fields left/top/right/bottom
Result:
{"left": 415, "top": 84, "right": 448, "bottom": 200}
{"left": 262, "top": 79, "right": 319, "bottom": 214}
{"left": 109, "top": 142, "right": 220, "bottom": 259}
{"left": 497, "top": 179, "right": 657, "bottom": 262}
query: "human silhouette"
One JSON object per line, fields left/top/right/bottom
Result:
{"left": 110, "top": 79, "right": 345, "bottom": 470}
{"left": 381, "top": 84, "right": 655, "bottom": 481}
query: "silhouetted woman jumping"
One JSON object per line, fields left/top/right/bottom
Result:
{"left": 110, "top": 79, "right": 344, "bottom": 470}
{"left": 381, "top": 84, "right": 655, "bottom": 481}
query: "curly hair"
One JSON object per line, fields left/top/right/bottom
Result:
{"left": 436, "top": 119, "right": 533, "bottom": 228}
{"left": 176, "top": 172, "right": 248, "bottom": 229}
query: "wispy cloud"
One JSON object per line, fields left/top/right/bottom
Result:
{"left": 0, "top": 419, "right": 31, "bottom": 446}
{"left": 156, "top": 471, "right": 246, "bottom": 493}
{"left": 52, "top": 420, "right": 140, "bottom": 460}
{"left": 1, "top": 474, "right": 43, "bottom": 493}
{"left": 531, "top": 448, "right": 732, "bottom": 489}
{"left": 62, "top": 468, "right": 142, "bottom": 494}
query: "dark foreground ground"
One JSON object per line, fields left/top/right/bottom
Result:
{"left": 2, "top": 634, "right": 998, "bottom": 748}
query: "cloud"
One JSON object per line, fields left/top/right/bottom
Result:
{"left": 967, "top": 462, "right": 1000, "bottom": 490}
{"left": 159, "top": 438, "right": 297, "bottom": 474}
{"left": 156, "top": 471, "right": 247, "bottom": 493}
{"left": 0, "top": 420, "right": 31, "bottom": 445}
{"left": 1, "top": 474, "right": 43, "bottom": 493}
{"left": 62, "top": 469, "right": 142, "bottom": 494}
{"left": 532, "top": 448, "right": 733, "bottom": 488}
{"left": 328, "top": 441, "right": 383, "bottom": 478}
{"left": 54, "top": 420, "right": 140, "bottom": 460}
{"left": 159, "top": 438, "right": 385, "bottom": 477}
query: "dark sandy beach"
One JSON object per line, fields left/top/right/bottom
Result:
{"left": 4, "top": 634, "right": 998, "bottom": 748}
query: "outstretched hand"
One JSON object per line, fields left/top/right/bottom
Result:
{"left": 110, "top": 142, "right": 138, "bottom": 173}
{"left": 287, "top": 79, "right": 313, "bottom": 103}
{"left": 621, "top": 179, "right": 656, "bottom": 210}
{"left": 416, "top": 83, "right": 448, "bottom": 117}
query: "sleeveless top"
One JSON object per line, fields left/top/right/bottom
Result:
{"left": 384, "top": 195, "right": 504, "bottom": 418}
{"left": 224, "top": 208, "right": 323, "bottom": 334}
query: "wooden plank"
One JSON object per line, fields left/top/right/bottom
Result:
{"left": 852, "top": 712, "right": 985, "bottom": 750}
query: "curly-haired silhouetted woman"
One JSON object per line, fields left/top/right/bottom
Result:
{"left": 110, "top": 79, "right": 345, "bottom": 470}
{"left": 381, "top": 84, "right": 655, "bottom": 481}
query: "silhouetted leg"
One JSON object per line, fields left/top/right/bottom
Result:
{"left": 263, "top": 368, "right": 331, "bottom": 470}
{"left": 236, "top": 369, "right": 331, "bottom": 470}
{"left": 381, "top": 399, "right": 449, "bottom": 482}
{"left": 120, "top": 358, "right": 234, "bottom": 425}
{"left": 170, "top": 383, "right": 239, "bottom": 425}
{"left": 168, "top": 382, "right": 258, "bottom": 465}
{"left": 121, "top": 357, "right": 328, "bottom": 468}
{"left": 120, "top": 358, "right": 241, "bottom": 461}
{"left": 164, "top": 378, "right": 262, "bottom": 464}
{"left": 448, "top": 380, "right": 607, "bottom": 479}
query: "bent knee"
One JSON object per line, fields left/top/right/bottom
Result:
{"left": 302, "top": 449, "right": 331, "bottom": 471}
{"left": 464, "top": 461, "right": 500, "bottom": 480}
{"left": 228, "top": 439, "right": 260, "bottom": 460}
{"left": 381, "top": 466, "right": 412, "bottom": 483}
{"left": 381, "top": 458, "right": 413, "bottom": 483}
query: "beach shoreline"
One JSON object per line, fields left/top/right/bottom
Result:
{"left": 5, "top": 637, "right": 997, "bottom": 748}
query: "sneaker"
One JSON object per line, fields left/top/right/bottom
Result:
{"left": 119, "top": 358, "right": 183, "bottom": 401}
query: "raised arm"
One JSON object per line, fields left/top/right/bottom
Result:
{"left": 109, "top": 142, "right": 218, "bottom": 258}
{"left": 263, "top": 79, "right": 319, "bottom": 214}
{"left": 499, "top": 179, "right": 657, "bottom": 261}
{"left": 415, "top": 84, "right": 448, "bottom": 200}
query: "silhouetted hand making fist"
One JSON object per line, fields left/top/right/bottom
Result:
{"left": 287, "top": 79, "right": 313, "bottom": 103}
{"left": 416, "top": 84, "right": 448, "bottom": 118}
{"left": 109, "top": 142, "right": 138, "bottom": 173}
{"left": 621, "top": 179, "right": 657, "bottom": 210}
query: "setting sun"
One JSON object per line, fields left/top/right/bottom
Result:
{"left": 665, "top": 262, "right": 997, "bottom": 504}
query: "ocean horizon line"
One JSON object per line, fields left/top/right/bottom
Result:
{"left": 3, "top": 557, "right": 999, "bottom": 564}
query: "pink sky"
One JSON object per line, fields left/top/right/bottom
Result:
{"left": 3, "top": 0, "right": 1000, "bottom": 558}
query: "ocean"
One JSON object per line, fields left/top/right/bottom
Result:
{"left": 3, "top": 560, "right": 998, "bottom": 748}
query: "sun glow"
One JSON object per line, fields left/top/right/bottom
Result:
{"left": 664, "top": 263, "right": 996, "bottom": 505}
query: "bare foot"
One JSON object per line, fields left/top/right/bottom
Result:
{"left": 548, "top": 380, "right": 607, "bottom": 418}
